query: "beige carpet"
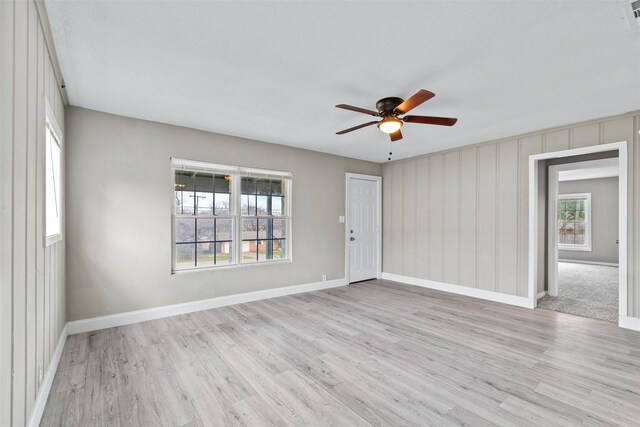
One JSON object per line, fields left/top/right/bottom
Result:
{"left": 537, "top": 261, "right": 618, "bottom": 322}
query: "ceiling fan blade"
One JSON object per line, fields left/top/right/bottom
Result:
{"left": 403, "top": 115, "right": 458, "bottom": 126}
{"left": 336, "top": 121, "right": 379, "bottom": 135}
{"left": 390, "top": 130, "right": 403, "bottom": 142}
{"left": 335, "top": 104, "right": 379, "bottom": 116}
{"left": 394, "top": 89, "right": 435, "bottom": 114}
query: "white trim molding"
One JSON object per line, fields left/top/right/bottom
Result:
{"left": 619, "top": 316, "right": 640, "bottom": 332}
{"left": 27, "top": 324, "right": 68, "bottom": 427}
{"left": 558, "top": 259, "right": 619, "bottom": 267}
{"left": 381, "top": 273, "right": 534, "bottom": 309}
{"left": 537, "top": 291, "right": 547, "bottom": 300}
{"left": 67, "top": 278, "right": 346, "bottom": 335}
{"left": 528, "top": 141, "right": 628, "bottom": 327}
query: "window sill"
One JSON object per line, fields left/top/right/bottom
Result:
{"left": 172, "top": 259, "right": 292, "bottom": 275}
{"left": 558, "top": 245, "right": 592, "bottom": 252}
{"left": 45, "top": 234, "right": 63, "bottom": 247}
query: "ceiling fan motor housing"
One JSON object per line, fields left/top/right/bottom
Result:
{"left": 376, "top": 97, "right": 404, "bottom": 115}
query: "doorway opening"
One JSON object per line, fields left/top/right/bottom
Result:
{"left": 528, "top": 141, "right": 628, "bottom": 326}
{"left": 538, "top": 157, "right": 620, "bottom": 322}
{"left": 345, "top": 173, "right": 381, "bottom": 284}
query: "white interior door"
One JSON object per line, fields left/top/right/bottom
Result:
{"left": 347, "top": 175, "right": 380, "bottom": 283}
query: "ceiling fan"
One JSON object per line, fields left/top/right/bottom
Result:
{"left": 335, "top": 89, "right": 457, "bottom": 142}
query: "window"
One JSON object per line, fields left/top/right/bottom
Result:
{"left": 558, "top": 193, "right": 591, "bottom": 251}
{"left": 241, "top": 177, "right": 287, "bottom": 262}
{"left": 172, "top": 159, "right": 291, "bottom": 272}
{"left": 45, "top": 106, "right": 63, "bottom": 245}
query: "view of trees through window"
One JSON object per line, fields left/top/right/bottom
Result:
{"left": 241, "top": 177, "right": 287, "bottom": 262}
{"left": 174, "top": 171, "right": 234, "bottom": 268}
{"left": 173, "top": 169, "right": 289, "bottom": 271}
{"left": 558, "top": 198, "right": 587, "bottom": 246}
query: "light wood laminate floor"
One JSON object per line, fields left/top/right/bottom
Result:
{"left": 42, "top": 280, "right": 640, "bottom": 426}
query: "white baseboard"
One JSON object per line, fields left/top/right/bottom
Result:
{"left": 537, "top": 291, "right": 547, "bottom": 300}
{"left": 67, "top": 278, "right": 346, "bottom": 335}
{"left": 27, "top": 324, "right": 68, "bottom": 427}
{"left": 619, "top": 316, "right": 640, "bottom": 331}
{"left": 381, "top": 273, "right": 534, "bottom": 309}
{"left": 558, "top": 259, "right": 619, "bottom": 267}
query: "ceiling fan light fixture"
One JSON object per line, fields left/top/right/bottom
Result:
{"left": 377, "top": 116, "right": 403, "bottom": 134}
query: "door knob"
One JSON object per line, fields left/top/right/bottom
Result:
{"left": 350, "top": 237, "right": 355, "bottom": 241}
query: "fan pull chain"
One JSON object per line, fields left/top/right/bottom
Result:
{"left": 388, "top": 141, "right": 393, "bottom": 161}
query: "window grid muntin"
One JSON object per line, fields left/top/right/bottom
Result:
{"left": 172, "top": 166, "right": 291, "bottom": 272}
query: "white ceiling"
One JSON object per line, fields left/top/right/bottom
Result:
{"left": 45, "top": 1, "right": 640, "bottom": 163}
{"left": 559, "top": 157, "right": 620, "bottom": 181}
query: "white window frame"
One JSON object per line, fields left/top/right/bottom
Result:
{"left": 557, "top": 192, "right": 592, "bottom": 252}
{"left": 44, "top": 101, "right": 63, "bottom": 246}
{"left": 171, "top": 158, "right": 292, "bottom": 273}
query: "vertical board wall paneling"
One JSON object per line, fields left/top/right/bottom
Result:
{"left": 428, "top": 155, "right": 444, "bottom": 281}
{"left": 459, "top": 147, "right": 477, "bottom": 288}
{"left": 497, "top": 140, "right": 518, "bottom": 295}
{"left": 0, "top": 0, "right": 66, "bottom": 424}
{"left": 382, "top": 161, "right": 392, "bottom": 272}
{"left": 443, "top": 152, "right": 460, "bottom": 285}
{"left": 572, "top": 123, "right": 599, "bottom": 149}
{"left": 0, "top": 0, "right": 16, "bottom": 424}
{"left": 391, "top": 162, "right": 404, "bottom": 273}
{"left": 402, "top": 160, "right": 417, "bottom": 277}
{"left": 25, "top": 0, "right": 38, "bottom": 415}
{"left": 13, "top": 1, "right": 30, "bottom": 424}
{"left": 415, "top": 157, "right": 429, "bottom": 279}
{"left": 544, "top": 129, "right": 570, "bottom": 153}
{"left": 382, "top": 110, "right": 639, "bottom": 317}
{"left": 476, "top": 144, "right": 497, "bottom": 291}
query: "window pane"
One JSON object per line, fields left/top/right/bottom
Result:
{"left": 272, "top": 219, "right": 286, "bottom": 239}
{"left": 216, "top": 219, "right": 233, "bottom": 241}
{"left": 197, "top": 219, "right": 215, "bottom": 242}
{"left": 196, "top": 192, "right": 214, "bottom": 215}
{"left": 175, "top": 243, "right": 195, "bottom": 269}
{"left": 258, "top": 240, "right": 269, "bottom": 261}
{"left": 241, "top": 177, "right": 256, "bottom": 194}
{"left": 257, "top": 219, "right": 270, "bottom": 239}
{"left": 45, "top": 128, "right": 62, "bottom": 237}
{"left": 214, "top": 175, "right": 231, "bottom": 193}
{"left": 215, "top": 242, "right": 233, "bottom": 265}
{"left": 256, "top": 179, "right": 271, "bottom": 195}
{"left": 271, "top": 180, "right": 283, "bottom": 196}
{"left": 272, "top": 239, "right": 286, "bottom": 260}
{"left": 242, "top": 218, "right": 258, "bottom": 240}
{"left": 242, "top": 240, "right": 257, "bottom": 261}
{"left": 242, "top": 194, "right": 256, "bottom": 216}
{"left": 215, "top": 193, "right": 230, "bottom": 215}
{"left": 197, "top": 243, "right": 215, "bottom": 267}
{"left": 257, "top": 195, "right": 268, "bottom": 215}
{"left": 272, "top": 196, "right": 283, "bottom": 216}
{"left": 194, "top": 172, "right": 214, "bottom": 192}
{"left": 176, "top": 218, "right": 195, "bottom": 243}
{"left": 175, "top": 190, "right": 195, "bottom": 215}
{"left": 175, "top": 171, "right": 195, "bottom": 191}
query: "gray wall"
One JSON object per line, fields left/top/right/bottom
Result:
{"left": 0, "top": 1, "right": 67, "bottom": 425}
{"left": 65, "top": 107, "right": 381, "bottom": 321}
{"left": 383, "top": 111, "right": 640, "bottom": 317}
{"left": 558, "top": 177, "right": 619, "bottom": 264}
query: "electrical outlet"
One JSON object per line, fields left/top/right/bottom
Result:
{"left": 322, "top": 274, "right": 327, "bottom": 282}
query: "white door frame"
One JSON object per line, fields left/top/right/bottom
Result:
{"left": 345, "top": 173, "right": 382, "bottom": 284}
{"left": 547, "top": 158, "right": 618, "bottom": 297}
{"left": 528, "top": 141, "right": 628, "bottom": 325}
